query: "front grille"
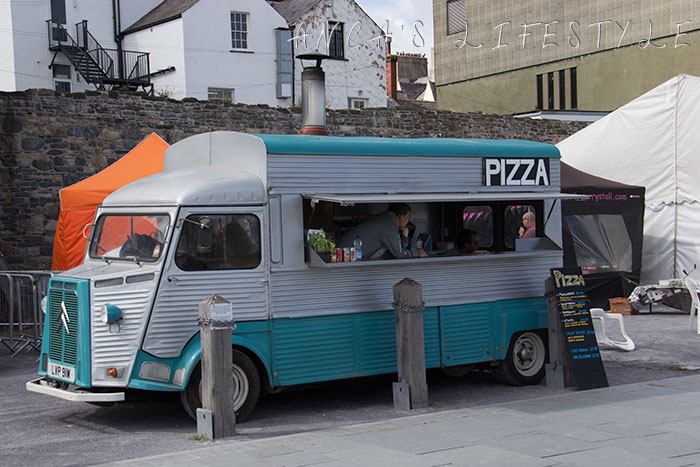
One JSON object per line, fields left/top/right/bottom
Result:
{"left": 48, "top": 287, "right": 79, "bottom": 365}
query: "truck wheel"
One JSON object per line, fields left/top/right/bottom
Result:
{"left": 498, "top": 331, "right": 546, "bottom": 386}
{"left": 180, "top": 349, "right": 261, "bottom": 422}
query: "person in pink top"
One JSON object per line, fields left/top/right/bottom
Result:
{"left": 519, "top": 211, "right": 536, "bottom": 239}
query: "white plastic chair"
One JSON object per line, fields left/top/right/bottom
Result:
{"left": 685, "top": 277, "right": 700, "bottom": 334}
{"left": 590, "top": 308, "right": 635, "bottom": 351}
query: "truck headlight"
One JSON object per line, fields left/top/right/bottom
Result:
{"left": 100, "top": 304, "right": 122, "bottom": 324}
{"left": 40, "top": 296, "right": 47, "bottom": 315}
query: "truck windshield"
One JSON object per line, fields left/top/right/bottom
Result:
{"left": 88, "top": 214, "right": 170, "bottom": 262}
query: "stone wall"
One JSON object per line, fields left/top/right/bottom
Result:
{"left": 0, "top": 89, "right": 587, "bottom": 270}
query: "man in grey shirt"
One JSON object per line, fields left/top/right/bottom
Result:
{"left": 339, "top": 203, "right": 427, "bottom": 259}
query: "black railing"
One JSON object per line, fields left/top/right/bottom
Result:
{"left": 46, "top": 19, "right": 151, "bottom": 88}
{"left": 75, "top": 20, "right": 115, "bottom": 79}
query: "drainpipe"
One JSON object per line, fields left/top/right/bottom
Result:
{"left": 112, "top": 0, "right": 123, "bottom": 79}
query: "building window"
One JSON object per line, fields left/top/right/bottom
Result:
{"left": 446, "top": 0, "right": 466, "bottom": 35}
{"left": 53, "top": 64, "right": 71, "bottom": 80}
{"left": 208, "top": 87, "right": 234, "bottom": 103}
{"left": 328, "top": 22, "right": 344, "bottom": 59}
{"left": 558, "top": 69, "right": 566, "bottom": 109}
{"left": 230, "top": 12, "right": 249, "bottom": 50}
{"left": 348, "top": 97, "right": 367, "bottom": 109}
{"left": 570, "top": 68, "right": 578, "bottom": 109}
{"left": 55, "top": 81, "right": 70, "bottom": 92}
{"left": 536, "top": 67, "right": 577, "bottom": 111}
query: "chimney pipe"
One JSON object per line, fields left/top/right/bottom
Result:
{"left": 297, "top": 53, "right": 329, "bottom": 135}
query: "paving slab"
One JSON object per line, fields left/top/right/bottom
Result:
{"left": 103, "top": 374, "right": 700, "bottom": 467}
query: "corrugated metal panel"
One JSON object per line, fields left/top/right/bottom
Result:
{"left": 272, "top": 315, "right": 356, "bottom": 386}
{"left": 272, "top": 308, "right": 440, "bottom": 386}
{"left": 355, "top": 308, "right": 440, "bottom": 373}
{"left": 269, "top": 154, "right": 483, "bottom": 193}
{"left": 143, "top": 271, "right": 268, "bottom": 358}
{"left": 424, "top": 308, "right": 441, "bottom": 367}
{"left": 440, "top": 303, "right": 493, "bottom": 365}
{"left": 356, "top": 312, "right": 396, "bottom": 375}
{"left": 270, "top": 252, "right": 562, "bottom": 318}
{"left": 91, "top": 287, "right": 153, "bottom": 377}
{"left": 549, "top": 159, "right": 561, "bottom": 187}
{"left": 269, "top": 155, "right": 561, "bottom": 194}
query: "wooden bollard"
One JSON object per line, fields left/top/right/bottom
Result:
{"left": 393, "top": 278, "right": 429, "bottom": 410}
{"left": 198, "top": 294, "right": 236, "bottom": 438}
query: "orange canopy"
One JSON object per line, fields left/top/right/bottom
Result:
{"left": 51, "top": 133, "right": 169, "bottom": 271}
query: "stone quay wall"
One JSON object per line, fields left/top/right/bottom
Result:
{"left": 0, "top": 89, "right": 588, "bottom": 270}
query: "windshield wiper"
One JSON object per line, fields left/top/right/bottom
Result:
{"left": 100, "top": 255, "right": 142, "bottom": 266}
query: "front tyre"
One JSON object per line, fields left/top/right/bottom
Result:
{"left": 181, "top": 349, "right": 261, "bottom": 422}
{"left": 498, "top": 331, "right": 546, "bottom": 386}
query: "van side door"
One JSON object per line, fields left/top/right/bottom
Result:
{"left": 142, "top": 207, "right": 268, "bottom": 358}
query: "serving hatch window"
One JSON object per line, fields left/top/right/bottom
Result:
{"left": 462, "top": 206, "right": 493, "bottom": 248}
{"left": 89, "top": 214, "right": 169, "bottom": 262}
{"left": 175, "top": 214, "right": 261, "bottom": 271}
{"left": 505, "top": 204, "right": 537, "bottom": 249}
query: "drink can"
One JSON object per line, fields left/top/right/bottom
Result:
{"left": 350, "top": 247, "right": 357, "bottom": 261}
{"left": 335, "top": 248, "right": 343, "bottom": 263}
{"left": 330, "top": 251, "right": 337, "bottom": 263}
{"left": 343, "top": 248, "right": 351, "bottom": 262}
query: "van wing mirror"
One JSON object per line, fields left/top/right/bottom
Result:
{"left": 195, "top": 217, "right": 213, "bottom": 252}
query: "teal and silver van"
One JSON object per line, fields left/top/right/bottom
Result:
{"left": 28, "top": 131, "right": 568, "bottom": 421}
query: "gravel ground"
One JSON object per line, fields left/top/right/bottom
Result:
{"left": 1, "top": 306, "right": 698, "bottom": 466}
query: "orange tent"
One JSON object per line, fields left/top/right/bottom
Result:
{"left": 51, "top": 133, "right": 169, "bottom": 271}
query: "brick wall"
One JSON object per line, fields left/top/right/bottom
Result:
{"left": 0, "top": 89, "right": 587, "bottom": 270}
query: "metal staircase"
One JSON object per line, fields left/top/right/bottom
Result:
{"left": 47, "top": 20, "right": 151, "bottom": 91}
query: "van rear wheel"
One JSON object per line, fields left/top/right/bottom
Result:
{"left": 181, "top": 349, "right": 260, "bottom": 422}
{"left": 498, "top": 331, "right": 546, "bottom": 386}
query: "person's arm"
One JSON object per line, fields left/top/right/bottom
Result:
{"left": 381, "top": 226, "right": 413, "bottom": 259}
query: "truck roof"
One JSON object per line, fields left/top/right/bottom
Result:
{"left": 256, "top": 135, "right": 561, "bottom": 158}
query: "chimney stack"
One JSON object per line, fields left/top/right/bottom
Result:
{"left": 386, "top": 37, "right": 397, "bottom": 100}
{"left": 297, "top": 53, "right": 329, "bottom": 135}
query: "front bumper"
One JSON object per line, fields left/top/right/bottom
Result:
{"left": 26, "top": 378, "right": 125, "bottom": 402}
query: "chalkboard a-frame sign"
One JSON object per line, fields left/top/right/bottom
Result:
{"left": 550, "top": 267, "right": 609, "bottom": 390}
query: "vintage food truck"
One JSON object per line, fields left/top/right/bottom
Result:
{"left": 28, "top": 131, "right": 568, "bottom": 421}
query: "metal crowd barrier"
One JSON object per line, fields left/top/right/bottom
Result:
{"left": 0, "top": 271, "right": 53, "bottom": 356}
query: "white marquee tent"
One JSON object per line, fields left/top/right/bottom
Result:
{"left": 557, "top": 74, "right": 700, "bottom": 284}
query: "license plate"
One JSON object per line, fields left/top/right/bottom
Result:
{"left": 48, "top": 361, "right": 75, "bottom": 384}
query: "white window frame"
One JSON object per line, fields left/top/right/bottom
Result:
{"left": 230, "top": 11, "right": 250, "bottom": 51}
{"left": 208, "top": 87, "right": 234, "bottom": 104}
{"left": 348, "top": 97, "right": 368, "bottom": 109}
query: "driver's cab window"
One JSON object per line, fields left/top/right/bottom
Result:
{"left": 176, "top": 214, "right": 261, "bottom": 270}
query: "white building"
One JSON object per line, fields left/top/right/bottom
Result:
{"left": 270, "top": 0, "right": 387, "bottom": 109}
{"left": 1, "top": 0, "right": 387, "bottom": 108}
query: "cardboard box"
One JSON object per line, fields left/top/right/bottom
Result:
{"left": 609, "top": 297, "right": 637, "bottom": 315}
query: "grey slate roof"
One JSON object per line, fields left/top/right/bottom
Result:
{"left": 122, "top": 0, "right": 200, "bottom": 34}
{"left": 268, "top": 0, "right": 320, "bottom": 25}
